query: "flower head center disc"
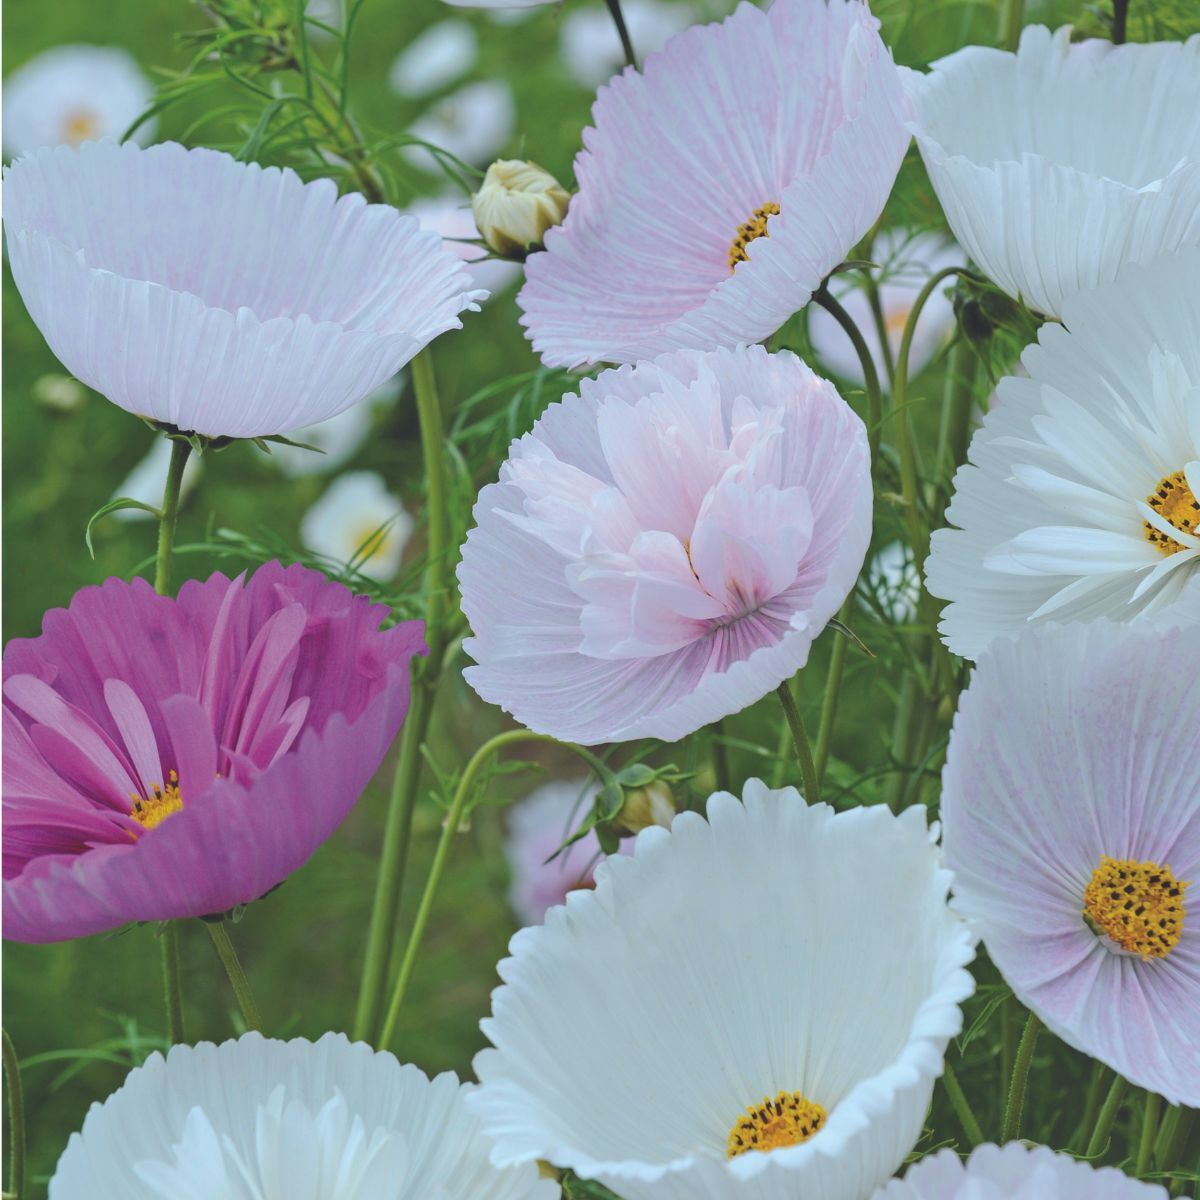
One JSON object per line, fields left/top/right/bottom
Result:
{"left": 1083, "top": 855, "right": 1188, "bottom": 959}
{"left": 62, "top": 108, "right": 101, "bottom": 144}
{"left": 728, "top": 202, "right": 780, "bottom": 271}
{"left": 726, "top": 1090, "right": 826, "bottom": 1158}
{"left": 1144, "top": 469, "right": 1198, "bottom": 556}
{"left": 130, "top": 769, "right": 183, "bottom": 832}
{"left": 351, "top": 523, "right": 391, "bottom": 564}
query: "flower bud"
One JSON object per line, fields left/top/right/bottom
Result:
{"left": 471, "top": 159, "right": 571, "bottom": 258}
{"left": 611, "top": 781, "right": 675, "bottom": 837}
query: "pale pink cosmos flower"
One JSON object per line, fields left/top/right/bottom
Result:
{"left": 458, "top": 343, "right": 872, "bottom": 745}
{"left": 518, "top": 0, "right": 911, "bottom": 367}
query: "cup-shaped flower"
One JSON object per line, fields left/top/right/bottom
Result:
{"left": 49, "top": 1032, "right": 556, "bottom": 1199}
{"left": 518, "top": 0, "right": 911, "bottom": 367}
{"left": 2, "top": 563, "right": 426, "bottom": 943}
{"left": 941, "top": 621, "right": 1200, "bottom": 1106}
{"left": 925, "top": 250, "right": 1200, "bottom": 661}
{"left": 469, "top": 781, "right": 976, "bottom": 1200}
{"left": 458, "top": 344, "right": 872, "bottom": 744}
{"left": 2, "top": 140, "right": 485, "bottom": 439}
{"left": 905, "top": 26, "right": 1200, "bottom": 319}
{"left": 874, "top": 1142, "right": 1173, "bottom": 1199}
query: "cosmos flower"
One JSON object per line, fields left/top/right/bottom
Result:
{"left": 403, "top": 80, "right": 517, "bottom": 169}
{"left": 49, "top": 1032, "right": 557, "bottom": 1199}
{"left": 518, "top": 0, "right": 911, "bottom": 367}
{"left": 2, "top": 564, "right": 425, "bottom": 943}
{"left": 807, "top": 228, "right": 964, "bottom": 391}
{"left": 388, "top": 19, "right": 479, "bottom": 99}
{"left": 300, "top": 471, "right": 414, "bottom": 583}
{"left": 2, "top": 44, "right": 155, "bottom": 159}
{"left": 458, "top": 343, "right": 872, "bottom": 745}
{"left": 3, "top": 140, "right": 484, "bottom": 440}
{"left": 925, "top": 249, "right": 1200, "bottom": 660}
{"left": 469, "top": 781, "right": 976, "bottom": 1200}
{"left": 906, "top": 25, "right": 1200, "bottom": 319}
{"left": 941, "top": 620, "right": 1200, "bottom": 1107}
{"left": 874, "top": 1142, "right": 1173, "bottom": 1199}
{"left": 559, "top": 0, "right": 694, "bottom": 88}
{"left": 108, "top": 436, "right": 204, "bottom": 524}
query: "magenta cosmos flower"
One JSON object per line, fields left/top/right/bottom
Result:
{"left": 942, "top": 619, "right": 1200, "bottom": 1106}
{"left": 518, "top": 0, "right": 911, "bottom": 367}
{"left": 2, "top": 563, "right": 425, "bottom": 943}
{"left": 458, "top": 343, "right": 871, "bottom": 744}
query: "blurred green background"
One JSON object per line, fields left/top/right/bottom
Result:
{"left": 4, "top": 0, "right": 1199, "bottom": 1193}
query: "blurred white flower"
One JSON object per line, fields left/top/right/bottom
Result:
{"left": 808, "top": 228, "right": 964, "bottom": 392}
{"left": 31, "top": 373, "right": 87, "bottom": 412}
{"left": 109, "top": 437, "right": 203, "bottom": 522}
{"left": 301, "top": 471, "right": 414, "bottom": 582}
{"left": 305, "top": 0, "right": 342, "bottom": 38}
{"left": 389, "top": 20, "right": 479, "bottom": 99}
{"left": 560, "top": 0, "right": 694, "bottom": 87}
{"left": 3, "top": 45, "right": 155, "bottom": 159}
{"left": 441, "top": 0, "right": 553, "bottom": 9}
{"left": 403, "top": 80, "right": 516, "bottom": 169}
{"left": 407, "top": 195, "right": 524, "bottom": 299}
{"left": 861, "top": 540, "right": 920, "bottom": 625}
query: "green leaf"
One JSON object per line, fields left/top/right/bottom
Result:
{"left": 828, "top": 618, "right": 876, "bottom": 659}
{"left": 85, "top": 498, "right": 162, "bottom": 558}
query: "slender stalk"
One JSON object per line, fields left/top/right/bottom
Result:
{"left": 603, "top": 0, "right": 638, "bottom": 69}
{"left": 883, "top": 673, "right": 918, "bottom": 813}
{"left": 812, "top": 284, "right": 884, "bottom": 465}
{"left": 813, "top": 597, "right": 854, "bottom": 784}
{"left": 205, "top": 922, "right": 263, "bottom": 1033}
{"left": 863, "top": 274, "right": 896, "bottom": 388}
{"left": 710, "top": 718, "right": 732, "bottom": 793}
{"left": 933, "top": 341, "right": 977, "bottom": 508}
{"left": 1155, "top": 1105, "right": 1195, "bottom": 1184}
{"left": 1070, "top": 1063, "right": 1111, "bottom": 1152}
{"left": 1001, "top": 0, "right": 1024, "bottom": 50}
{"left": 1086, "top": 1075, "right": 1129, "bottom": 1158}
{"left": 999, "top": 992, "right": 1017, "bottom": 1126}
{"left": 1001, "top": 1011, "right": 1040, "bottom": 1143}
{"left": 1111, "top": 0, "right": 1129, "bottom": 44}
{"left": 2, "top": 1029, "right": 25, "bottom": 1200}
{"left": 776, "top": 682, "right": 821, "bottom": 806}
{"left": 942, "top": 1061, "right": 984, "bottom": 1148}
{"left": 1137, "top": 1091, "right": 1162, "bottom": 1177}
{"left": 159, "top": 922, "right": 185, "bottom": 1044}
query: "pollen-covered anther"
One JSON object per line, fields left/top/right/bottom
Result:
{"left": 1144, "top": 469, "right": 1199, "bottom": 556}
{"left": 1083, "top": 855, "right": 1188, "bottom": 960}
{"left": 726, "top": 1089, "right": 827, "bottom": 1159}
{"left": 129, "top": 769, "right": 183, "bottom": 832}
{"left": 728, "top": 202, "right": 780, "bottom": 271}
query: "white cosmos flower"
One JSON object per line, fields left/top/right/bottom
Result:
{"left": 2, "top": 45, "right": 155, "bottom": 159}
{"left": 2, "top": 140, "right": 484, "bottom": 439}
{"left": 926, "top": 249, "right": 1200, "bottom": 660}
{"left": 470, "top": 781, "right": 977, "bottom": 1200}
{"left": 906, "top": 25, "right": 1200, "bottom": 318}
{"left": 49, "top": 1032, "right": 556, "bottom": 1200}
{"left": 389, "top": 20, "right": 479, "bottom": 99}
{"left": 109, "top": 436, "right": 204, "bottom": 522}
{"left": 301, "top": 471, "right": 414, "bottom": 582}
{"left": 560, "top": 1, "right": 694, "bottom": 88}
{"left": 403, "top": 80, "right": 517, "bottom": 169}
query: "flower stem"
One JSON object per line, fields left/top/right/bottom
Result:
{"left": 941, "top": 1061, "right": 984, "bottom": 1148}
{"left": 710, "top": 718, "right": 732, "bottom": 793}
{"left": 1111, "top": 0, "right": 1129, "bottom": 44}
{"left": 153, "top": 438, "right": 191, "bottom": 595}
{"left": 1086, "top": 1074, "right": 1129, "bottom": 1158}
{"left": 204, "top": 921, "right": 263, "bottom": 1033}
{"left": 776, "top": 681, "right": 821, "bottom": 806}
{"left": 812, "top": 284, "right": 884, "bottom": 466}
{"left": 1001, "top": 1010, "right": 1040, "bottom": 1142}
{"left": 1154, "top": 1104, "right": 1195, "bottom": 1183}
{"left": 604, "top": 0, "right": 638, "bottom": 69}
{"left": 2, "top": 1029, "right": 25, "bottom": 1200}
{"left": 1069, "top": 1062, "right": 1110, "bottom": 1151}
{"left": 1137, "top": 1091, "right": 1162, "bottom": 1177}
{"left": 1001, "top": 0, "right": 1024, "bottom": 50}
{"left": 159, "top": 922, "right": 185, "bottom": 1044}
{"left": 814, "top": 597, "right": 854, "bottom": 784}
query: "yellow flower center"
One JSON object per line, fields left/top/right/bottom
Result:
{"left": 1083, "top": 856, "right": 1188, "bottom": 960}
{"left": 1144, "top": 470, "right": 1198, "bottom": 556}
{"left": 129, "top": 770, "right": 184, "bottom": 832}
{"left": 61, "top": 108, "right": 101, "bottom": 144}
{"left": 727, "top": 1090, "right": 826, "bottom": 1159}
{"left": 728, "top": 202, "right": 780, "bottom": 271}
{"left": 351, "top": 524, "right": 391, "bottom": 564}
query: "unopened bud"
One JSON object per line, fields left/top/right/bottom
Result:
{"left": 471, "top": 159, "right": 571, "bottom": 258}
{"left": 612, "top": 781, "right": 675, "bottom": 836}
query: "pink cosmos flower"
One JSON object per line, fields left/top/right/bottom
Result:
{"left": 518, "top": 0, "right": 911, "bottom": 367}
{"left": 458, "top": 343, "right": 871, "bottom": 745}
{"left": 941, "top": 620, "right": 1200, "bottom": 1106}
{"left": 2, "top": 563, "right": 426, "bottom": 943}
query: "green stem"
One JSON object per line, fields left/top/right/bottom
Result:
{"left": 603, "top": 0, "right": 638, "bottom": 69}
{"left": 1111, "top": 0, "right": 1128, "bottom": 44}
{"left": 775, "top": 682, "right": 821, "bottom": 806}
{"left": 153, "top": 438, "right": 191, "bottom": 595}
{"left": 1001, "top": 1011, "right": 1040, "bottom": 1143}
{"left": 710, "top": 718, "right": 732, "bottom": 793}
{"left": 942, "top": 1060, "right": 984, "bottom": 1148}
{"left": 2, "top": 1030, "right": 25, "bottom": 1200}
{"left": 999, "top": 992, "right": 1017, "bottom": 1125}
{"left": 1137, "top": 1091, "right": 1162, "bottom": 1177}
{"left": 1070, "top": 1063, "right": 1111, "bottom": 1152}
{"left": 932, "top": 341, "right": 977, "bottom": 508}
{"left": 812, "top": 284, "right": 884, "bottom": 466}
{"left": 205, "top": 922, "right": 263, "bottom": 1033}
{"left": 863, "top": 274, "right": 896, "bottom": 388}
{"left": 813, "top": 597, "right": 854, "bottom": 784}
{"left": 1001, "top": 0, "right": 1024, "bottom": 50}
{"left": 1155, "top": 1105, "right": 1195, "bottom": 1185}
{"left": 160, "top": 922, "right": 185, "bottom": 1044}
{"left": 883, "top": 673, "right": 918, "bottom": 813}
{"left": 1086, "top": 1074, "right": 1129, "bottom": 1159}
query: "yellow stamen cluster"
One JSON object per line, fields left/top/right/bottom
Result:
{"left": 1144, "top": 470, "right": 1198, "bottom": 556}
{"left": 728, "top": 202, "right": 780, "bottom": 271}
{"left": 130, "top": 769, "right": 184, "bottom": 832}
{"left": 1083, "top": 856, "right": 1188, "bottom": 960}
{"left": 727, "top": 1090, "right": 826, "bottom": 1159}
{"left": 62, "top": 108, "right": 101, "bottom": 144}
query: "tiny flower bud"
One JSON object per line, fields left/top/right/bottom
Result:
{"left": 612, "top": 781, "right": 675, "bottom": 836}
{"left": 471, "top": 159, "right": 571, "bottom": 258}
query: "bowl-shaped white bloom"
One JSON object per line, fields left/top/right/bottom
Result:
{"left": 906, "top": 26, "right": 1200, "bottom": 319}
{"left": 301, "top": 470, "right": 414, "bottom": 582}
{"left": 404, "top": 80, "right": 517, "bottom": 169}
{"left": 3, "top": 141, "right": 485, "bottom": 439}
{"left": 926, "top": 249, "right": 1200, "bottom": 660}
{"left": 2, "top": 45, "right": 155, "bottom": 159}
{"left": 389, "top": 19, "right": 479, "bottom": 99}
{"left": 875, "top": 1142, "right": 1174, "bottom": 1199}
{"left": 50, "top": 1032, "right": 555, "bottom": 1200}
{"left": 470, "top": 782, "right": 977, "bottom": 1200}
